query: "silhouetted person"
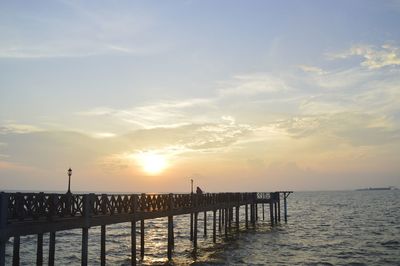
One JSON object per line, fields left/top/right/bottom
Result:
{"left": 196, "top": 186, "right": 203, "bottom": 194}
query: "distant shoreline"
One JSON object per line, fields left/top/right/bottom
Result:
{"left": 355, "top": 186, "right": 398, "bottom": 191}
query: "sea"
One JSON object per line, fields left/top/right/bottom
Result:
{"left": 4, "top": 190, "right": 400, "bottom": 265}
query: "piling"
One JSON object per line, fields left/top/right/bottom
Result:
{"left": 49, "top": 232, "right": 55, "bottom": 266}
{"left": 140, "top": 220, "right": 145, "bottom": 259}
{"left": 131, "top": 222, "right": 136, "bottom": 266}
{"left": 284, "top": 193, "right": 288, "bottom": 222}
{"left": 203, "top": 211, "right": 207, "bottom": 237}
{"left": 13, "top": 236, "right": 20, "bottom": 266}
{"left": 235, "top": 206, "right": 240, "bottom": 231}
{"left": 193, "top": 212, "right": 198, "bottom": 249}
{"left": 190, "top": 213, "right": 193, "bottom": 241}
{"left": 269, "top": 200, "right": 274, "bottom": 226}
{"left": 212, "top": 210, "right": 216, "bottom": 243}
{"left": 277, "top": 193, "right": 281, "bottom": 222}
{"left": 262, "top": 203, "right": 265, "bottom": 220}
{"left": 37, "top": 234, "right": 43, "bottom": 266}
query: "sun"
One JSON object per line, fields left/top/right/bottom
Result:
{"left": 136, "top": 152, "right": 168, "bottom": 175}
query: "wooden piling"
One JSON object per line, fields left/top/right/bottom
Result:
{"left": 167, "top": 216, "right": 173, "bottom": 260}
{"left": 190, "top": 213, "right": 193, "bottom": 241}
{"left": 228, "top": 208, "right": 232, "bottom": 230}
{"left": 82, "top": 228, "right": 88, "bottom": 266}
{"left": 49, "top": 232, "right": 55, "bottom": 266}
{"left": 212, "top": 210, "right": 216, "bottom": 243}
{"left": 13, "top": 236, "right": 20, "bottom": 266}
{"left": 131, "top": 222, "right": 136, "bottom": 266}
{"left": 245, "top": 204, "right": 249, "bottom": 228}
{"left": 269, "top": 201, "right": 274, "bottom": 226}
{"left": 274, "top": 202, "right": 278, "bottom": 224}
{"left": 218, "top": 209, "right": 221, "bottom": 232}
{"left": 140, "top": 220, "right": 145, "bottom": 259}
{"left": 277, "top": 193, "right": 281, "bottom": 222}
{"left": 284, "top": 193, "right": 288, "bottom": 222}
{"left": 37, "top": 234, "right": 43, "bottom": 266}
{"left": 224, "top": 208, "right": 228, "bottom": 236}
{"left": 203, "top": 211, "right": 207, "bottom": 237}
{"left": 193, "top": 212, "right": 198, "bottom": 249}
{"left": 262, "top": 203, "right": 265, "bottom": 220}
{"left": 101, "top": 225, "right": 106, "bottom": 266}
{"left": 235, "top": 206, "right": 239, "bottom": 231}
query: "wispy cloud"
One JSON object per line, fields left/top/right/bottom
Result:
{"left": 298, "top": 65, "right": 328, "bottom": 75}
{"left": 0, "top": 1, "right": 167, "bottom": 58}
{"left": 0, "top": 123, "right": 42, "bottom": 134}
{"left": 218, "top": 73, "right": 291, "bottom": 96}
{"left": 328, "top": 43, "right": 400, "bottom": 69}
{"left": 78, "top": 98, "right": 215, "bottom": 129}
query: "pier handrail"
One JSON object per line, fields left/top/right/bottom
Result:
{"left": 0, "top": 192, "right": 291, "bottom": 223}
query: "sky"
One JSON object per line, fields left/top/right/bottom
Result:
{"left": 1, "top": 0, "right": 400, "bottom": 192}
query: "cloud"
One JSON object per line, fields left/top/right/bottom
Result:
{"left": 278, "top": 112, "right": 400, "bottom": 146}
{"left": 0, "top": 123, "right": 42, "bottom": 134}
{"left": 298, "top": 65, "right": 328, "bottom": 75}
{"left": 329, "top": 43, "right": 400, "bottom": 69}
{"left": 218, "top": 73, "right": 291, "bottom": 96}
{"left": 78, "top": 98, "right": 214, "bottom": 129}
{"left": 0, "top": 1, "right": 166, "bottom": 58}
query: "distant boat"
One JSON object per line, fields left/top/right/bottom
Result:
{"left": 356, "top": 186, "right": 398, "bottom": 191}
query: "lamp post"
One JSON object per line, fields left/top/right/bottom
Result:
{"left": 191, "top": 178, "right": 193, "bottom": 194}
{"left": 67, "top": 168, "right": 72, "bottom": 194}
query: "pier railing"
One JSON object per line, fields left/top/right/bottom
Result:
{"left": 5, "top": 192, "right": 261, "bottom": 222}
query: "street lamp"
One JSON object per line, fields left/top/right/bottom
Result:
{"left": 67, "top": 168, "right": 72, "bottom": 194}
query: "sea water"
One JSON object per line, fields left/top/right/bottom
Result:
{"left": 4, "top": 190, "right": 400, "bottom": 265}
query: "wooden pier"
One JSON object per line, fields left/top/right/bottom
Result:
{"left": 0, "top": 191, "right": 292, "bottom": 265}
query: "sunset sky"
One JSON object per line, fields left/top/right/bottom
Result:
{"left": 1, "top": 1, "right": 400, "bottom": 192}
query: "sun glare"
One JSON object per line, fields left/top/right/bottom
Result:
{"left": 136, "top": 152, "right": 168, "bottom": 175}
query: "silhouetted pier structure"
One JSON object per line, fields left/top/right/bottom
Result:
{"left": 0, "top": 191, "right": 292, "bottom": 265}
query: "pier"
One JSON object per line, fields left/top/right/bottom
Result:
{"left": 0, "top": 191, "right": 292, "bottom": 265}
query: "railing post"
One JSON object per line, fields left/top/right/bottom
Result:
{"left": 0, "top": 193, "right": 8, "bottom": 266}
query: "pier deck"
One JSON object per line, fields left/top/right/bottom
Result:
{"left": 0, "top": 191, "right": 292, "bottom": 265}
